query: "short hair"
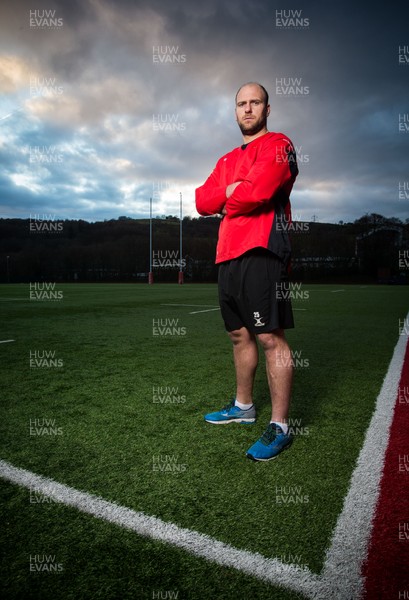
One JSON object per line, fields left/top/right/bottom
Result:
{"left": 235, "top": 82, "right": 269, "bottom": 106}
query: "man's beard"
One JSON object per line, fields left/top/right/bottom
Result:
{"left": 238, "top": 115, "right": 267, "bottom": 136}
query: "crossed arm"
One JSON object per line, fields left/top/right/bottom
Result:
{"left": 195, "top": 139, "right": 293, "bottom": 218}
{"left": 222, "top": 181, "right": 243, "bottom": 213}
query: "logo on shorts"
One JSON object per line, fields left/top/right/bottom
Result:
{"left": 253, "top": 312, "right": 265, "bottom": 327}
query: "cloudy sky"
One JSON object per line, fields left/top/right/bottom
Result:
{"left": 0, "top": 0, "right": 408, "bottom": 224}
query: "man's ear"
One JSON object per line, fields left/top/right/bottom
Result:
{"left": 266, "top": 104, "right": 271, "bottom": 117}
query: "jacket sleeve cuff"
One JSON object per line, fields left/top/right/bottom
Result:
{"left": 195, "top": 186, "right": 226, "bottom": 216}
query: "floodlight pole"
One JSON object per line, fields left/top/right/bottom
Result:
{"left": 178, "top": 192, "right": 184, "bottom": 284}
{"left": 149, "top": 196, "right": 153, "bottom": 284}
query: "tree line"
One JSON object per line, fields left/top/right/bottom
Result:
{"left": 0, "top": 213, "right": 408, "bottom": 283}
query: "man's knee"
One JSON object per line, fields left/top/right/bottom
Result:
{"left": 257, "top": 329, "right": 287, "bottom": 351}
{"left": 228, "top": 327, "right": 254, "bottom": 345}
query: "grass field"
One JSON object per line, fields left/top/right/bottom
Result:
{"left": 0, "top": 283, "right": 408, "bottom": 600}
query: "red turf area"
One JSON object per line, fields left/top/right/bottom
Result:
{"left": 362, "top": 337, "right": 409, "bottom": 599}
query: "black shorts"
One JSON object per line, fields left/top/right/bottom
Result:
{"left": 218, "top": 248, "right": 294, "bottom": 333}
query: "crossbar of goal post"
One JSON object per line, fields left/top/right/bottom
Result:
{"left": 178, "top": 192, "right": 184, "bottom": 284}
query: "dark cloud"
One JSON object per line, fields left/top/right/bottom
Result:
{"left": 0, "top": 0, "right": 408, "bottom": 223}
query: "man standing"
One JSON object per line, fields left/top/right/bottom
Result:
{"left": 195, "top": 82, "right": 298, "bottom": 461}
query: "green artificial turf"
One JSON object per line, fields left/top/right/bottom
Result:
{"left": 0, "top": 283, "right": 408, "bottom": 599}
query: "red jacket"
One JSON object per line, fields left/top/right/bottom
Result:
{"left": 195, "top": 131, "right": 298, "bottom": 264}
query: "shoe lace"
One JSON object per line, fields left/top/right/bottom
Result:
{"left": 221, "top": 399, "right": 236, "bottom": 412}
{"left": 261, "top": 424, "right": 279, "bottom": 445}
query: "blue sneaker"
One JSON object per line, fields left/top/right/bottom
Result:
{"left": 246, "top": 423, "right": 292, "bottom": 461}
{"left": 204, "top": 399, "right": 256, "bottom": 424}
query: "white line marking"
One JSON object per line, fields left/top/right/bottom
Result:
{"left": 0, "top": 339, "right": 15, "bottom": 344}
{"left": 306, "top": 289, "right": 344, "bottom": 293}
{"left": 162, "top": 303, "right": 305, "bottom": 314}
{"left": 315, "top": 315, "right": 409, "bottom": 599}
{"left": 189, "top": 308, "right": 220, "bottom": 314}
{"left": 163, "top": 303, "right": 305, "bottom": 315}
{"left": 0, "top": 315, "right": 407, "bottom": 599}
{"left": 0, "top": 459, "right": 319, "bottom": 597}
{"left": 161, "top": 304, "right": 219, "bottom": 307}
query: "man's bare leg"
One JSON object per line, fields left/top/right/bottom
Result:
{"left": 228, "top": 327, "right": 258, "bottom": 405}
{"left": 257, "top": 329, "right": 293, "bottom": 424}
